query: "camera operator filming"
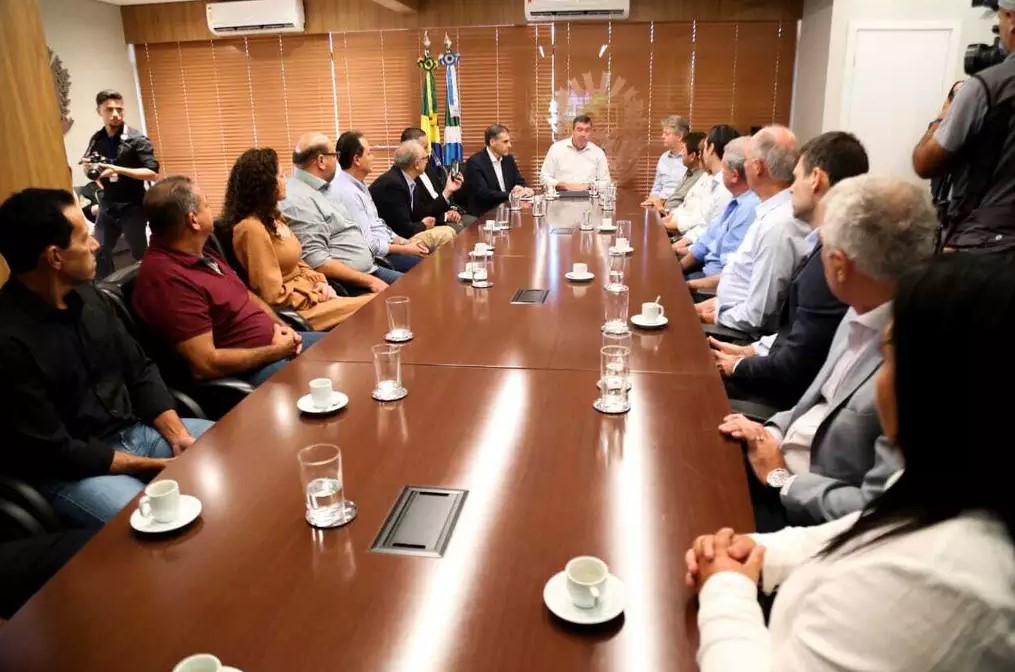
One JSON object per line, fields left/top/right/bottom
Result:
{"left": 913, "top": 0, "right": 1015, "bottom": 253}
{"left": 81, "top": 89, "right": 159, "bottom": 278}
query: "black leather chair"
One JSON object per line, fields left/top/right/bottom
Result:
{"left": 0, "top": 475, "right": 61, "bottom": 539}
{"left": 702, "top": 322, "right": 757, "bottom": 346}
{"left": 98, "top": 263, "right": 254, "bottom": 421}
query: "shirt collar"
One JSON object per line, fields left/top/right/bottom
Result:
{"left": 337, "top": 169, "right": 367, "bottom": 192}
{"left": 804, "top": 228, "right": 820, "bottom": 254}
{"left": 400, "top": 170, "right": 416, "bottom": 190}
{"left": 566, "top": 138, "right": 592, "bottom": 152}
{"left": 292, "top": 168, "right": 329, "bottom": 193}
{"left": 486, "top": 147, "right": 502, "bottom": 165}
{"left": 149, "top": 238, "right": 222, "bottom": 271}
{"left": 842, "top": 301, "right": 893, "bottom": 340}
{"left": 711, "top": 172, "right": 724, "bottom": 187}
{"left": 754, "top": 188, "right": 792, "bottom": 220}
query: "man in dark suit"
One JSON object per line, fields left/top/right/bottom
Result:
{"left": 369, "top": 141, "right": 459, "bottom": 243}
{"left": 711, "top": 132, "right": 870, "bottom": 410}
{"left": 463, "top": 124, "right": 533, "bottom": 217}
{"left": 400, "top": 127, "right": 464, "bottom": 231}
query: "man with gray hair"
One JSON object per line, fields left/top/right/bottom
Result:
{"left": 696, "top": 125, "right": 809, "bottom": 334}
{"left": 642, "top": 114, "right": 690, "bottom": 208}
{"left": 370, "top": 140, "right": 443, "bottom": 242}
{"left": 282, "top": 132, "right": 400, "bottom": 295}
{"left": 718, "top": 174, "right": 938, "bottom": 530}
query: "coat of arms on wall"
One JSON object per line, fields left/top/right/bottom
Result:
{"left": 49, "top": 48, "right": 73, "bottom": 134}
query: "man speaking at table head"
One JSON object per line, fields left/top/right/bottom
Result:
{"left": 540, "top": 115, "right": 611, "bottom": 192}
{"left": 463, "top": 123, "right": 532, "bottom": 217}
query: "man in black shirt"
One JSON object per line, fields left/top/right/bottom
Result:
{"left": 82, "top": 89, "right": 159, "bottom": 278}
{"left": 0, "top": 189, "right": 212, "bottom": 529}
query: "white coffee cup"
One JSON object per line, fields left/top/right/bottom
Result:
{"left": 615, "top": 237, "right": 630, "bottom": 251}
{"left": 472, "top": 268, "right": 489, "bottom": 282}
{"left": 309, "top": 377, "right": 334, "bottom": 408}
{"left": 474, "top": 243, "right": 490, "bottom": 255}
{"left": 484, "top": 219, "right": 496, "bottom": 230}
{"left": 572, "top": 262, "right": 589, "bottom": 277}
{"left": 641, "top": 302, "right": 665, "bottom": 322}
{"left": 565, "top": 556, "right": 608, "bottom": 609}
{"left": 139, "top": 479, "right": 180, "bottom": 524}
{"left": 601, "top": 217, "right": 613, "bottom": 229}
{"left": 173, "top": 654, "right": 221, "bottom": 672}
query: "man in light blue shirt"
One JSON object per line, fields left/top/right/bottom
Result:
{"left": 641, "top": 115, "right": 689, "bottom": 208}
{"left": 695, "top": 126, "right": 809, "bottom": 334}
{"left": 281, "top": 132, "right": 401, "bottom": 295}
{"left": 330, "top": 131, "right": 454, "bottom": 273}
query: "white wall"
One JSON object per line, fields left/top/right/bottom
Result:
{"left": 791, "top": 0, "right": 834, "bottom": 142}
{"left": 37, "top": 0, "right": 139, "bottom": 185}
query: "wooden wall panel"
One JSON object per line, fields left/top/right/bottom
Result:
{"left": 0, "top": 0, "right": 73, "bottom": 199}
{"left": 122, "top": 0, "right": 803, "bottom": 44}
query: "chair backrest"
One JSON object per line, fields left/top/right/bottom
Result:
{"left": 210, "top": 227, "right": 251, "bottom": 287}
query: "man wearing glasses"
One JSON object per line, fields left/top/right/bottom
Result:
{"left": 282, "top": 132, "right": 401, "bottom": 295}
{"left": 369, "top": 141, "right": 448, "bottom": 242}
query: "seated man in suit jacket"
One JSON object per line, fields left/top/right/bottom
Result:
{"left": 717, "top": 174, "right": 938, "bottom": 532}
{"left": 400, "top": 127, "right": 464, "bottom": 231}
{"left": 464, "top": 124, "right": 533, "bottom": 217}
{"left": 369, "top": 141, "right": 458, "bottom": 245}
{"left": 713, "top": 132, "right": 868, "bottom": 409}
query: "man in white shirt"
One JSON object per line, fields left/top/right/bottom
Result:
{"left": 696, "top": 125, "right": 809, "bottom": 334}
{"left": 641, "top": 114, "right": 689, "bottom": 208}
{"left": 718, "top": 175, "right": 938, "bottom": 530}
{"left": 662, "top": 126, "right": 738, "bottom": 244}
{"left": 539, "top": 115, "right": 611, "bottom": 192}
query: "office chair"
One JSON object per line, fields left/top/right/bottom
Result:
{"left": 0, "top": 475, "right": 61, "bottom": 540}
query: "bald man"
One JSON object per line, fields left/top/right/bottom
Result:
{"left": 281, "top": 132, "right": 401, "bottom": 295}
{"left": 369, "top": 141, "right": 447, "bottom": 241}
{"left": 696, "top": 125, "right": 810, "bottom": 335}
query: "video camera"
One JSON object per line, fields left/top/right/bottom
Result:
{"left": 966, "top": 0, "right": 1006, "bottom": 75}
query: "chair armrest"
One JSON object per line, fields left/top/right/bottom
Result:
{"left": 0, "top": 501, "right": 50, "bottom": 539}
{"left": 275, "top": 308, "right": 313, "bottom": 332}
{"left": 729, "top": 398, "right": 781, "bottom": 424}
{"left": 374, "top": 256, "right": 394, "bottom": 270}
{"left": 0, "top": 476, "right": 61, "bottom": 533}
{"left": 693, "top": 287, "right": 717, "bottom": 298}
{"left": 183, "top": 378, "right": 255, "bottom": 421}
{"left": 702, "top": 323, "right": 756, "bottom": 346}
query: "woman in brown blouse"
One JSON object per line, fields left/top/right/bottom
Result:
{"left": 220, "top": 148, "right": 370, "bottom": 330}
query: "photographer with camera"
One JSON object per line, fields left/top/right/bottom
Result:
{"left": 913, "top": 0, "right": 1015, "bottom": 253}
{"left": 81, "top": 90, "right": 159, "bottom": 278}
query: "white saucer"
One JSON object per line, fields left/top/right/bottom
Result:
{"left": 458, "top": 271, "right": 477, "bottom": 281}
{"left": 224, "top": 668, "right": 244, "bottom": 672}
{"left": 297, "top": 391, "right": 349, "bottom": 415}
{"left": 470, "top": 250, "right": 495, "bottom": 258}
{"left": 565, "top": 271, "right": 595, "bottom": 282}
{"left": 631, "top": 314, "right": 668, "bottom": 329}
{"left": 608, "top": 246, "right": 634, "bottom": 256}
{"left": 597, "top": 226, "right": 618, "bottom": 233}
{"left": 130, "top": 495, "right": 202, "bottom": 534}
{"left": 543, "top": 571, "right": 626, "bottom": 625}
{"left": 385, "top": 330, "right": 414, "bottom": 343}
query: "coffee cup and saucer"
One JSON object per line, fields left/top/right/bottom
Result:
{"left": 458, "top": 261, "right": 482, "bottom": 281}
{"left": 608, "top": 237, "right": 634, "bottom": 256}
{"left": 173, "top": 654, "right": 244, "bottom": 672}
{"left": 597, "top": 217, "right": 617, "bottom": 233}
{"left": 129, "top": 479, "right": 202, "bottom": 534}
{"left": 630, "top": 301, "right": 668, "bottom": 329}
{"left": 297, "top": 378, "right": 350, "bottom": 415}
{"left": 564, "top": 262, "right": 594, "bottom": 282}
{"left": 543, "top": 555, "right": 626, "bottom": 625}
{"left": 469, "top": 243, "right": 494, "bottom": 258}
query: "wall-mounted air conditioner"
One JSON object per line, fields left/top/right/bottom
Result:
{"left": 525, "top": 0, "right": 630, "bottom": 22}
{"left": 206, "top": 0, "right": 305, "bottom": 36}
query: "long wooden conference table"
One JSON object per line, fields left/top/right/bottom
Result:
{"left": 0, "top": 193, "right": 753, "bottom": 672}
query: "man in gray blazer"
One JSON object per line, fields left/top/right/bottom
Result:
{"left": 719, "top": 175, "right": 938, "bottom": 530}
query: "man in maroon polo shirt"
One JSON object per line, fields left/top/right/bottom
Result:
{"left": 133, "top": 176, "right": 324, "bottom": 386}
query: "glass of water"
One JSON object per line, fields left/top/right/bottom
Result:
{"left": 606, "top": 251, "right": 628, "bottom": 287}
{"left": 589, "top": 182, "right": 600, "bottom": 200}
{"left": 579, "top": 209, "right": 594, "bottom": 230}
{"left": 509, "top": 192, "right": 522, "bottom": 211}
{"left": 371, "top": 343, "right": 407, "bottom": 401}
{"left": 385, "top": 296, "right": 412, "bottom": 342}
{"left": 616, "top": 219, "right": 632, "bottom": 241}
{"left": 603, "top": 284, "right": 630, "bottom": 335}
{"left": 532, "top": 194, "right": 547, "bottom": 218}
{"left": 597, "top": 346, "right": 632, "bottom": 414}
{"left": 496, "top": 203, "right": 510, "bottom": 227}
{"left": 298, "top": 443, "right": 357, "bottom": 528}
{"left": 470, "top": 253, "right": 491, "bottom": 288}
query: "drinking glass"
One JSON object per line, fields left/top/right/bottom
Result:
{"left": 371, "top": 343, "right": 407, "bottom": 401}
{"left": 546, "top": 183, "right": 558, "bottom": 200}
{"left": 606, "top": 247, "right": 629, "bottom": 286}
{"left": 385, "top": 296, "right": 412, "bottom": 342}
{"left": 496, "top": 203, "right": 510, "bottom": 227}
{"left": 579, "top": 209, "right": 594, "bottom": 231}
{"left": 602, "top": 284, "right": 630, "bottom": 335}
{"left": 597, "top": 346, "right": 632, "bottom": 413}
{"left": 616, "top": 219, "right": 632, "bottom": 241}
{"left": 298, "top": 443, "right": 357, "bottom": 528}
{"left": 509, "top": 192, "right": 522, "bottom": 211}
{"left": 601, "top": 193, "right": 615, "bottom": 212}
{"left": 481, "top": 224, "right": 496, "bottom": 249}
{"left": 589, "top": 182, "right": 600, "bottom": 200}
{"left": 471, "top": 253, "right": 491, "bottom": 288}
{"left": 532, "top": 194, "right": 547, "bottom": 218}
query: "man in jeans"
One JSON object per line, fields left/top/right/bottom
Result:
{"left": 0, "top": 188, "right": 212, "bottom": 528}
{"left": 133, "top": 176, "right": 324, "bottom": 387}
{"left": 82, "top": 90, "right": 159, "bottom": 278}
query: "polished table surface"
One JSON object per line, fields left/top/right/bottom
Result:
{"left": 0, "top": 195, "right": 753, "bottom": 672}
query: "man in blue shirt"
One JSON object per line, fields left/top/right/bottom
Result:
{"left": 641, "top": 115, "right": 690, "bottom": 209}
{"left": 681, "top": 137, "right": 759, "bottom": 288}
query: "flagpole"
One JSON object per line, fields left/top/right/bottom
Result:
{"left": 417, "top": 30, "right": 443, "bottom": 169}
{"left": 439, "top": 33, "right": 462, "bottom": 167}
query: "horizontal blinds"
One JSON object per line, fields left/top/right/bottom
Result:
{"left": 134, "top": 21, "right": 795, "bottom": 208}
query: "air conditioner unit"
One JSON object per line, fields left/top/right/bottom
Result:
{"left": 206, "top": 0, "right": 305, "bottom": 36}
{"left": 525, "top": 0, "right": 630, "bottom": 22}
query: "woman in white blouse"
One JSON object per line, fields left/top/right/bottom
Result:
{"left": 685, "top": 252, "right": 1015, "bottom": 671}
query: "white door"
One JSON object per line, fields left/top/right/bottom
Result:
{"left": 841, "top": 22, "right": 960, "bottom": 183}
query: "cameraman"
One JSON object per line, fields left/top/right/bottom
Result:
{"left": 82, "top": 89, "right": 159, "bottom": 277}
{"left": 912, "top": 0, "right": 1015, "bottom": 253}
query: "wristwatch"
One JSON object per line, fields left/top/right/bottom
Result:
{"left": 766, "top": 467, "right": 791, "bottom": 489}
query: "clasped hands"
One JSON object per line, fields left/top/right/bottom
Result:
{"left": 684, "top": 527, "right": 765, "bottom": 591}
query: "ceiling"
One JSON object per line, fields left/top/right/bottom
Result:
{"left": 96, "top": 0, "right": 197, "bottom": 5}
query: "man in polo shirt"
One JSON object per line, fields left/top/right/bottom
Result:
{"left": 0, "top": 188, "right": 212, "bottom": 528}
{"left": 134, "top": 176, "right": 323, "bottom": 387}
{"left": 540, "top": 115, "right": 611, "bottom": 192}
{"left": 282, "top": 132, "right": 401, "bottom": 295}
{"left": 641, "top": 114, "right": 689, "bottom": 208}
